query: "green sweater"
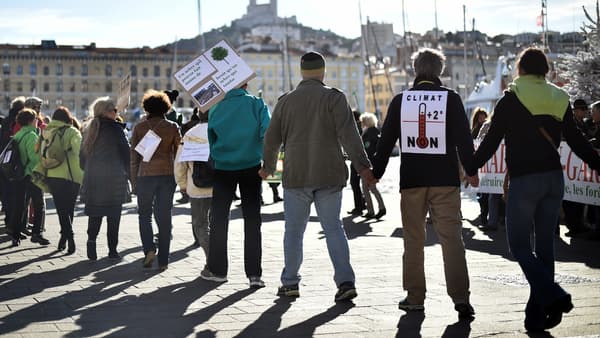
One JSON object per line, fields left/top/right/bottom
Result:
{"left": 14, "top": 125, "right": 39, "bottom": 177}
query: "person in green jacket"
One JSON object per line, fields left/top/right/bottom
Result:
{"left": 42, "top": 107, "right": 84, "bottom": 254}
{"left": 8, "top": 109, "right": 47, "bottom": 247}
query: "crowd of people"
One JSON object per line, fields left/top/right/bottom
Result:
{"left": 0, "top": 46, "right": 596, "bottom": 333}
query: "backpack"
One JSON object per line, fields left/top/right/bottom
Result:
{"left": 40, "top": 126, "right": 70, "bottom": 169}
{"left": 192, "top": 158, "right": 215, "bottom": 188}
{"left": 0, "top": 136, "right": 25, "bottom": 181}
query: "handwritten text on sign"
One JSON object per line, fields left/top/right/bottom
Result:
{"left": 400, "top": 91, "right": 448, "bottom": 155}
{"left": 470, "top": 140, "right": 600, "bottom": 206}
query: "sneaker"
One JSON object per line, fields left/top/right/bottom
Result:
{"left": 200, "top": 267, "right": 227, "bottom": 282}
{"left": 143, "top": 250, "right": 156, "bottom": 268}
{"left": 31, "top": 234, "right": 50, "bottom": 245}
{"left": 249, "top": 276, "right": 265, "bottom": 289}
{"left": 277, "top": 284, "right": 300, "bottom": 297}
{"left": 398, "top": 298, "right": 424, "bottom": 311}
{"left": 455, "top": 303, "right": 475, "bottom": 318}
{"left": 334, "top": 282, "right": 357, "bottom": 302}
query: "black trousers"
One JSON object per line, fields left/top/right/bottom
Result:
{"left": 9, "top": 177, "right": 45, "bottom": 237}
{"left": 47, "top": 178, "right": 80, "bottom": 238}
{"left": 208, "top": 165, "right": 262, "bottom": 277}
{"left": 88, "top": 214, "right": 121, "bottom": 253}
{"left": 349, "top": 165, "right": 364, "bottom": 210}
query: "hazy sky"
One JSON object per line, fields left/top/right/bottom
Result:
{"left": 0, "top": 0, "right": 592, "bottom": 48}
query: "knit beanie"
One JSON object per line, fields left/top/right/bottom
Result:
{"left": 300, "top": 52, "right": 325, "bottom": 77}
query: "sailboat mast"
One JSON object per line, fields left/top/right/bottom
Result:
{"left": 359, "top": 1, "right": 379, "bottom": 114}
{"left": 463, "top": 5, "right": 468, "bottom": 99}
{"left": 197, "top": 0, "right": 206, "bottom": 50}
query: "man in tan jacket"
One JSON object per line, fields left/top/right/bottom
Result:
{"left": 260, "top": 51, "right": 376, "bottom": 302}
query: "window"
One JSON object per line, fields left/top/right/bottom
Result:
{"left": 56, "top": 80, "right": 63, "bottom": 92}
{"left": 82, "top": 64, "right": 88, "bottom": 76}
{"left": 3, "top": 79, "right": 10, "bottom": 92}
{"left": 56, "top": 63, "right": 63, "bottom": 76}
{"left": 142, "top": 67, "right": 148, "bottom": 77}
{"left": 2, "top": 63, "right": 10, "bottom": 75}
{"left": 30, "top": 79, "right": 36, "bottom": 92}
{"left": 82, "top": 80, "right": 88, "bottom": 92}
{"left": 105, "top": 64, "right": 112, "bottom": 77}
{"left": 165, "top": 68, "right": 171, "bottom": 78}
{"left": 30, "top": 63, "right": 37, "bottom": 76}
{"left": 154, "top": 80, "right": 161, "bottom": 89}
{"left": 70, "top": 83, "right": 76, "bottom": 92}
{"left": 69, "top": 66, "right": 75, "bottom": 76}
{"left": 131, "top": 81, "right": 138, "bottom": 92}
{"left": 43, "top": 66, "right": 49, "bottom": 76}
{"left": 117, "top": 67, "right": 123, "bottom": 78}
{"left": 105, "top": 81, "right": 112, "bottom": 92}
{"left": 16, "top": 65, "right": 23, "bottom": 75}
{"left": 154, "top": 65, "right": 160, "bottom": 77}
{"left": 43, "top": 82, "right": 49, "bottom": 92}
{"left": 130, "top": 65, "right": 137, "bottom": 77}
{"left": 16, "top": 82, "right": 22, "bottom": 92}
{"left": 81, "top": 98, "right": 89, "bottom": 111}
{"left": 143, "top": 83, "right": 149, "bottom": 91}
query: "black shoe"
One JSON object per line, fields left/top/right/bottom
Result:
{"left": 273, "top": 196, "right": 283, "bottom": 203}
{"left": 277, "top": 284, "right": 300, "bottom": 297}
{"left": 67, "top": 237, "right": 76, "bottom": 255}
{"left": 87, "top": 240, "right": 97, "bottom": 260}
{"left": 334, "top": 282, "right": 357, "bottom": 302}
{"left": 18, "top": 233, "right": 27, "bottom": 240}
{"left": 31, "top": 234, "right": 50, "bottom": 245}
{"left": 108, "top": 251, "right": 121, "bottom": 260}
{"left": 363, "top": 212, "right": 376, "bottom": 219}
{"left": 375, "top": 209, "right": 387, "bottom": 219}
{"left": 455, "top": 303, "right": 475, "bottom": 319}
{"left": 58, "top": 235, "right": 67, "bottom": 251}
{"left": 544, "top": 294, "right": 573, "bottom": 329}
{"left": 11, "top": 238, "right": 20, "bottom": 247}
{"left": 347, "top": 208, "right": 363, "bottom": 216}
{"left": 176, "top": 196, "right": 189, "bottom": 204}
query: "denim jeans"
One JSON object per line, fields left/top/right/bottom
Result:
{"left": 208, "top": 165, "right": 262, "bottom": 277}
{"left": 136, "top": 175, "right": 176, "bottom": 266}
{"left": 506, "top": 170, "right": 569, "bottom": 325}
{"left": 281, "top": 186, "right": 355, "bottom": 287}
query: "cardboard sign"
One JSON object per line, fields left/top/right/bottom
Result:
{"left": 173, "top": 40, "right": 255, "bottom": 112}
{"left": 116, "top": 73, "right": 131, "bottom": 113}
{"left": 400, "top": 91, "right": 448, "bottom": 154}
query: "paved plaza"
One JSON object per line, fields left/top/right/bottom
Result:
{"left": 0, "top": 158, "right": 599, "bottom": 337}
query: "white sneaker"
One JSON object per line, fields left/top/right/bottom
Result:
{"left": 200, "top": 268, "right": 227, "bottom": 282}
{"left": 249, "top": 276, "right": 265, "bottom": 289}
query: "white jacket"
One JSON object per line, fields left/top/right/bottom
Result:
{"left": 174, "top": 123, "right": 212, "bottom": 198}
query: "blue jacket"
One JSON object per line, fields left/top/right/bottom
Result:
{"left": 208, "top": 88, "right": 270, "bottom": 170}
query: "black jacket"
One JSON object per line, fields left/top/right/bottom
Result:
{"left": 80, "top": 117, "right": 131, "bottom": 211}
{"left": 372, "top": 77, "right": 475, "bottom": 189}
{"left": 362, "top": 126, "right": 380, "bottom": 161}
{"left": 468, "top": 91, "right": 600, "bottom": 177}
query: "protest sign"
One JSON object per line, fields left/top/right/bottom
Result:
{"left": 467, "top": 140, "right": 600, "bottom": 206}
{"left": 400, "top": 91, "right": 448, "bottom": 154}
{"left": 173, "top": 40, "right": 255, "bottom": 112}
{"left": 116, "top": 73, "right": 131, "bottom": 113}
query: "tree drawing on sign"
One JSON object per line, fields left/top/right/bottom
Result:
{"left": 211, "top": 47, "right": 229, "bottom": 65}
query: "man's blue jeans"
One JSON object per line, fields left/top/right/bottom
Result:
{"left": 137, "top": 175, "right": 176, "bottom": 266}
{"left": 506, "top": 170, "right": 569, "bottom": 325}
{"left": 281, "top": 186, "right": 355, "bottom": 287}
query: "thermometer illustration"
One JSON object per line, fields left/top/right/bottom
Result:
{"left": 416, "top": 103, "right": 429, "bottom": 149}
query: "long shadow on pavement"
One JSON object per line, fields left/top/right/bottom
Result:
{"left": 0, "top": 245, "right": 195, "bottom": 335}
{"left": 233, "top": 297, "right": 295, "bottom": 337}
{"left": 396, "top": 311, "right": 425, "bottom": 338}
{"left": 273, "top": 301, "right": 355, "bottom": 337}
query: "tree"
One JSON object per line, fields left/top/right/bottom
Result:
{"left": 211, "top": 46, "right": 230, "bottom": 65}
{"left": 558, "top": 1, "right": 600, "bottom": 102}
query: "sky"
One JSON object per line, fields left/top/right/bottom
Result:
{"left": 0, "top": 0, "right": 593, "bottom": 48}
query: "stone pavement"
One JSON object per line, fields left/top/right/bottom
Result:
{"left": 1, "top": 157, "right": 599, "bottom": 338}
